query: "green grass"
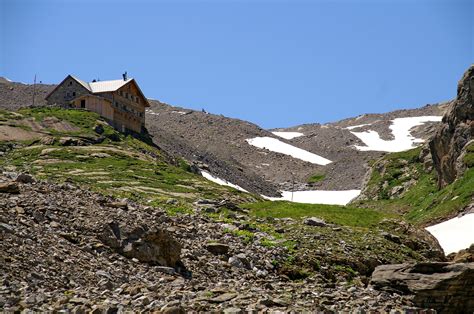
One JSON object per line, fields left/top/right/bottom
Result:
{"left": 243, "top": 201, "right": 390, "bottom": 228}
{"left": 0, "top": 107, "right": 254, "bottom": 209}
{"left": 0, "top": 109, "right": 22, "bottom": 121}
{"left": 19, "top": 107, "right": 98, "bottom": 128}
{"left": 0, "top": 142, "right": 245, "bottom": 206}
{"left": 307, "top": 173, "right": 325, "bottom": 184}
{"left": 356, "top": 147, "right": 474, "bottom": 225}
{"left": 464, "top": 142, "right": 474, "bottom": 167}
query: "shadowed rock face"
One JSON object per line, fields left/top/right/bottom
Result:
{"left": 371, "top": 262, "right": 474, "bottom": 312}
{"left": 430, "top": 65, "right": 474, "bottom": 188}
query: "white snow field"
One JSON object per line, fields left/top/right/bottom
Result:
{"left": 264, "top": 190, "right": 361, "bottom": 206}
{"left": 425, "top": 213, "right": 474, "bottom": 255}
{"left": 345, "top": 123, "right": 372, "bottom": 130}
{"left": 201, "top": 171, "right": 248, "bottom": 192}
{"left": 271, "top": 131, "right": 305, "bottom": 140}
{"left": 246, "top": 137, "right": 332, "bottom": 165}
{"left": 351, "top": 116, "right": 443, "bottom": 152}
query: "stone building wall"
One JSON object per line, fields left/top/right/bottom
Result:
{"left": 46, "top": 76, "right": 90, "bottom": 107}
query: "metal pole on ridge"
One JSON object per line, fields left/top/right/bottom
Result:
{"left": 32, "top": 74, "right": 37, "bottom": 107}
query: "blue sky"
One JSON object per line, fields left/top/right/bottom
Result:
{"left": 1, "top": 0, "right": 472, "bottom": 128}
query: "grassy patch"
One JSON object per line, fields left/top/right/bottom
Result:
{"left": 0, "top": 108, "right": 254, "bottom": 209}
{"left": 243, "top": 201, "right": 390, "bottom": 228}
{"left": 464, "top": 142, "right": 474, "bottom": 167}
{"left": 232, "top": 229, "right": 255, "bottom": 243}
{"left": 307, "top": 173, "right": 325, "bottom": 184}
{"left": 356, "top": 147, "right": 474, "bottom": 225}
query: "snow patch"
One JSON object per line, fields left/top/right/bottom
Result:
{"left": 201, "top": 171, "right": 248, "bottom": 192}
{"left": 145, "top": 109, "right": 159, "bottom": 116}
{"left": 425, "top": 213, "right": 474, "bottom": 255}
{"left": 246, "top": 137, "right": 332, "bottom": 165}
{"left": 264, "top": 190, "right": 361, "bottom": 206}
{"left": 171, "top": 111, "right": 188, "bottom": 115}
{"left": 271, "top": 131, "right": 304, "bottom": 140}
{"left": 346, "top": 123, "right": 372, "bottom": 130}
{"left": 351, "top": 116, "right": 442, "bottom": 152}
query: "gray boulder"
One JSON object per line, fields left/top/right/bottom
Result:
{"left": 100, "top": 221, "right": 182, "bottom": 267}
{"left": 303, "top": 217, "right": 328, "bottom": 227}
{"left": 371, "top": 262, "right": 474, "bottom": 312}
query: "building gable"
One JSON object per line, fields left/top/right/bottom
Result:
{"left": 115, "top": 79, "right": 150, "bottom": 108}
{"left": 45, "top": 75, "right": 92, "bottom": 105}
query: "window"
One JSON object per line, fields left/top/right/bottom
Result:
{"left": 80, "top": 100, "right": 86, "bottom": 108}
{"left": 72, "top": 92, "right": 76, "bottom": 97}
{"left": 69, "top": 81, "right": 73, "bottom": 86}
{"left": 120, "top": 91, "right": 123, "bottom": 97}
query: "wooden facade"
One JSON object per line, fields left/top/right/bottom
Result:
{"left": 46, "top": 75, "right": 149, "bottom": 134}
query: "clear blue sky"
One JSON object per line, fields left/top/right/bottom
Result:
{"left": 1, "top": 0, "right": 472, "bottom": 128}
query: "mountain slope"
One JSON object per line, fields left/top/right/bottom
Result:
{"left": 145, "top": 100, "right": 447, "bottom": 196}
{"left": 0, "top": 77, "right": 448, "bottom": 198}
{"left": 0, "top": 78, "right": 54, "bottom": 110}
{"left": 0, "top": 107, "right": 447, "bottom": 312}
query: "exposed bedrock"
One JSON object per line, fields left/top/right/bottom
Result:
{"left": 430, "top": 65, "right": 474, "bottom": 188}
{"left": 370, "top": 262, "right": 474, "bottom": 312}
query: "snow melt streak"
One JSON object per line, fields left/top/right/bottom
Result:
{"left": 201, "top": 171, "right": 248, "bottom": 192}
{"left": 271, "top": 131, "right": 305, "bottom": 140}
{"left": 265, "top": 190, "right": 361, "bottom": 206}
{"left": 246, "top": 137, "right": 332, "bottom": 165}
{"left": 425, "top": 213, "right": 474, "bottom": 255}
{"left": 351, "top": 116, "right": 442, "bottom": 152}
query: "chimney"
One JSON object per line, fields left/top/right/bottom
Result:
{"left": 122, "top": 71, "right": 128, "bottom": 81}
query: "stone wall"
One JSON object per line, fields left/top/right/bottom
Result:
{"left": 46, "top": 76, "right": 90, "bottom": 107}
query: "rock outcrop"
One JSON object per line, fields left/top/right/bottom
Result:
{"left": 430, "top": 65, "right": 474, "bottom": 188}
{"left": 371, "top": 262, "right": 474, "bottom": 312}
{"left": 100, "top": 222, "right": 181, "bottom": 267}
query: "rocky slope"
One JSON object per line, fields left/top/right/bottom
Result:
{"left": 0, "top": 77, "right": 54, "bottom": 111}
{"left": 430, "top": 65, "right": 474, "bottom": 188}
{"left": 0, "top": 107, "right": 454, "bottom": 312}
{"left": 0, "top": 76, "right": 447, "bottom": 196}
{"left": 0, "top": 175, "right": 444, "bottom": 312}
{"left": 145, "top": 100, "right": 446, "bottom": 195}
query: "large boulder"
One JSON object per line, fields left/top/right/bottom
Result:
{"left": 429, "top": 65, "right": 474, "bottom": 188}
{"left": 371, "top": 262, "right": 474, "bottom": 312}
{"left": 100, "top": 221, "right": 182, "bottom": 267}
